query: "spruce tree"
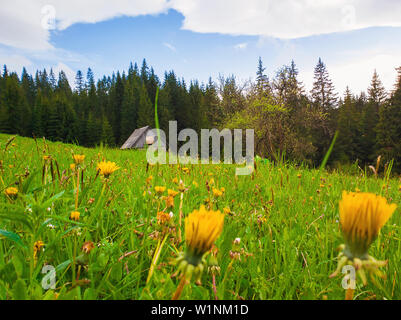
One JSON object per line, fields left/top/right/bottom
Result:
{"left": 311, "top": 58, "right": 338, "bottom": 110}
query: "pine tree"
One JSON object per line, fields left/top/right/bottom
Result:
{"left": 376, "top": 69, "right": 401, "bottom": 170}
{"left": 101, "top": 116, "right": 115, "bottom": 146}
{"left": 120, "top": 83, "right": 138, "bottom": 143}
{"left": 368, "top": 70, "right": 387, "bottom": 106}
{"left": 311, "top": 58, "right": 338, "bottom": 110}
{"left": 256, "top": 57, "right": 270, "bottom": 94}
{"left": 136, "top": 83, "right": 154, "bottom": 128}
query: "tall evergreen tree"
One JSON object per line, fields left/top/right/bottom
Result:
{"left": 311, "top": 58, "right": 338, "bottom": 110}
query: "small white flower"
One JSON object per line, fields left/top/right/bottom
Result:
{"left": 234, "top": 238, "right": 241, "bottom": 245}
{"left": 169, "top": 211, "right": 174, "bottom": 218}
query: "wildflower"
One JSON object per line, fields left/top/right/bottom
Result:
{"left": 175, "top": 205, "right": 224, "bottom": 281}
{"left": 182, "top": 167, "right": 190, "bottom": 174}
{"left": 297, "top": 173, "right": 302, "bottom": 179}
{"left": 330, "top": 191, "right": 397, "bottom": 285}
{"left": 257, "top": 215, "right": 267, "bottom": 226}
{"left": 168, "top": 189, "right": 179, "bottom": 197}
{"left": 212, "top": 188, "right": 223, "bottom": 198}
{"left": 4, "top": 187, "right": 18, "bottom": 199}
{"left": 192, "top": 181, "right": 198, "bottom": 188}
{"left": 43, "top": 155, "right": 52, "bottom": 162}
{"left": 172, "top": 177, "right": 178, "bottom": 184}
{"left": 165, "top": 195, "right": 175, "bottom": 208}
{"left": 355, "top": 188, "right": 361, "bottom": 193}
{"left": 155, "top": 186, "right": 166, "bottom": 194}
{"left": 220, "top": 187, "right": 225, "bottom": 193}
{"left": 209, "top": 178, "right": 215, "bottom": 186}
{"left": 223, "top": 207, "right": 231, "bottom": 215}
{"left": 146, "top": 175, "right": 153, "bottom": 185}
{"left": 234, "top": 238, "right": 241, "bottom": 245}
{"left": 70, "top": 163, "right": 76, "bottom": 171}
{"left": 178, "top": 181, "right": 186, "bottom": 193}
{"left": 157, "top": 211, "right": 171, "bottom": 225}
{"left": 96, "top": 161, "right": 120, "bottom": 178}
{"left": 70, "top": 211, "right": 80, "bottom": 221}
{"left": 72, "top": 154, "right": 85, "bottom": 165}
{"left": 82, "top": 241, "right": 95, "bottom": 254}
{"left": 34, "top": 241, "right": 44, "bottom": 258}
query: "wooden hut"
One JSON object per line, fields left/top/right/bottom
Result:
{"left": 120, "top": 126, "right": 165, "bottom": 149}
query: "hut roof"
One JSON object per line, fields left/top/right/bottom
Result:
{"left": 120, "top": 126, "right": 150, "bottom": 149}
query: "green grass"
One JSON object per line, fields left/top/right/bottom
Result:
{"left": 0, "top": 133, "right": 400, "bottom": 300}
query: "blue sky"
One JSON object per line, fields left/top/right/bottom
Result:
{"left": 1, "top": 1, "right": 401, "bottom": 94}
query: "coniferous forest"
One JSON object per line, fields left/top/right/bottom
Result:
{"left": 1, "top": 58, "right": 401, "bottom": 171}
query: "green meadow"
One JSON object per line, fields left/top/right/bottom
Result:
{"left": 0, "top": 133, "right": 400, "bottom": 300}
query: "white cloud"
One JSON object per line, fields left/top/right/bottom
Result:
{"left": 234, "top": 42, "right": 248, "bottom": 50}
{"left": 52, "top": 62, "right": 77, "bottom": 85}
{"left": 330, "top": 53, "right": 400, "bottom": 95}
{"left": 0, "top": 0, "right": 170, "bottom": 50}
{"left": 2, "top": 0, "right": 401, "bottom": 52}
{"left": 163, "top": 42, "right": 177, "bottom": 52}
{"left": 299, "top": 52, "right": 400, "bottom": 95}
{"left": 0, "top": 49, "right": 33, "bottom": 71}
{"left": 171, "top": 0, "right": 401, "bottom": 38}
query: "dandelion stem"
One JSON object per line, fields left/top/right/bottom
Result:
{"left": 345, "top": 288, "right": 354, "bottom": 300}
{"left": 172, "top": 275, "right": 188, "bottom": 300}
{"left": 75, "top": 167, "right": 80, "bottom": 209}
{"left": 178, "top": 192, "right": 184, "bottom": 244}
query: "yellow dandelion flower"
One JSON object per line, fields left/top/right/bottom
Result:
{"left": 96, "top": 161, "right": 120, "bottom": 178}
{"left": 70, "top": 211, "right": 80, "bottom": 221}
{"left": 223, "top": 207, "right": 231, "bottom": 215}
{"left": 43, "top": 155, "right": 51, "bottom": 161}
{"left": 182, "top": 167, "right": 190, "bottom": 174}
{"left": 157, "top": 211, "right": 171, "bottom": 225}
{"left": 155, "top": 186, "right": 166, "bottom": 194}
{"left": 339, "top": 191, "right": 396, "bottom": 257}
{"left": 185, "top": 205, "right": 224, "bottom": 257}
{"left": 209, "top": 178, "right": 215, "bottom": 186}
{"left": 72, "top": 154, "right": 85, "bottom": 165}
{"left": 212, "top": 188, "right": 223, "bottom": 197}
{"left": 168, "top": 189, "right": 179, "bottom": 197}
{"left": 175, "top": 205, "right": 224, "bottom": 281}
{"left": 4, "top": 187, "right": 18, "bottom": 199}
{"left": 70, "top": 163, "right": 76, "bottom": 171}
{"left": 172, "top": 177, "right": 178, "bottom": 184}
{"left": 355, "top": 188, "right": 361, "bottom": 193}
{"left": 192, "top": 181, "right": 198, "bottom": 187}
{"left": 165, "top": 195, "right": 175, "bottom": 208}
{"left": 330, "top": 191, "right": 397, "bottom": 285}
{"left": 297, "top": 173, "right": 302, "bottom": 178}
{"left": 220, "top": 187, "right": 225, "bottom": 193}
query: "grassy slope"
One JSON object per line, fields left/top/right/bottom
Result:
{"left": 0, "top": 133, "right": 400, "bottom": 300}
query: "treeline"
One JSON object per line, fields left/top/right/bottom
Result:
{"left": 0, "top": 59, "right": 400, "bottom": 170}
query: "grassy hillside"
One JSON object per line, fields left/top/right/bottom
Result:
{"left": 0, "top": 133, "right": 400, "bottom": 300}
